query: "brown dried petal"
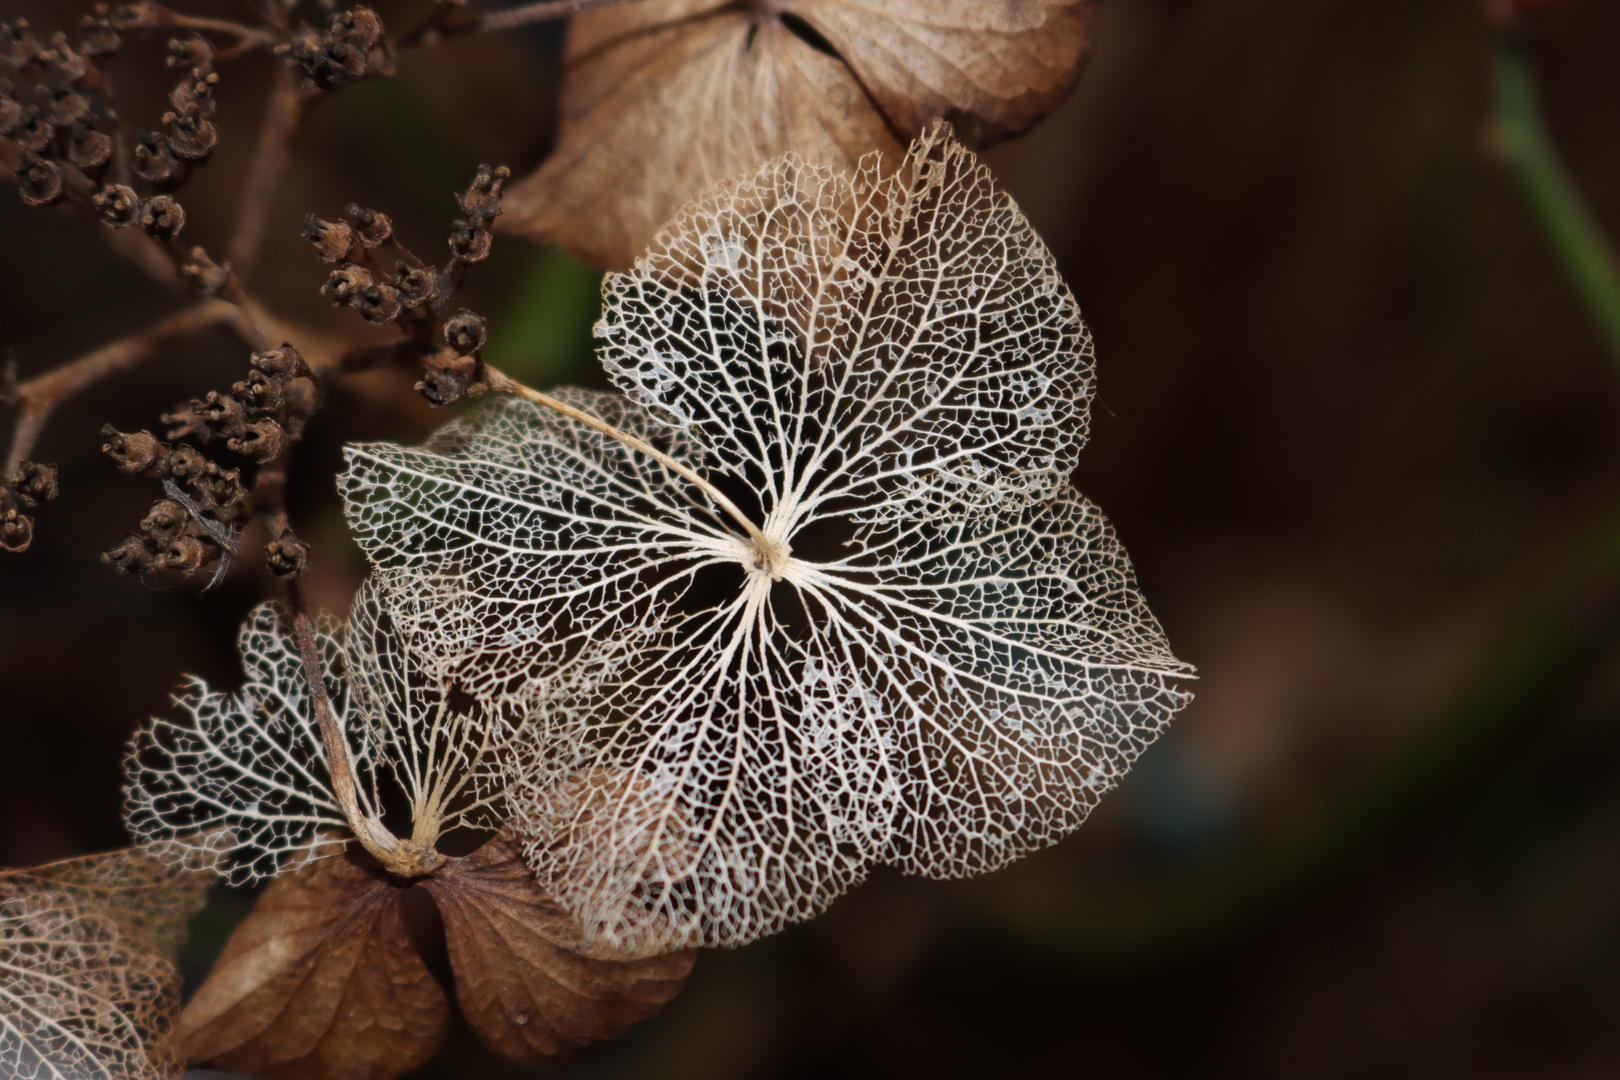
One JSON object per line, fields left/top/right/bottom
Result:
{"left": 420, "top": 830, "right": 694, "bottom": 1067}
{"left": 501, "top": 0, "right": 1095, "bottom": 270}
{"left": 176, "top": 845, "right": 449, "bottom": 1080}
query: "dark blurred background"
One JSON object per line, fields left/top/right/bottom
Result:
{"left": 5, "top": 0, "right": 1620, "bottom": 1077}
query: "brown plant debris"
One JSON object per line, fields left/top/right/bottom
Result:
{"left": 500, "top": 0, "right": 1098, "bottom": 269}
{"left": 178, "top": 831, "right": 693, "bottom": 1079}
{"left": 0, "top": 846, "right": 213, "bottom": 1080}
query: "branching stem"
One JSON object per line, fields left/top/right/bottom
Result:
{"left": 2, "top": 301, "right": 248, "bottom": 477}
{"left": 229, "top": 67, "right": 304, "bottom": 274}
{"left": 477, "top": 0, "right": 628, "bottom": 32}
{"left": 486, "top": 367, "right": 792, "bottom": 577}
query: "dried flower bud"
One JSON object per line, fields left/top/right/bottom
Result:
{"left": 40, "top": 34, "right": 90, "bottom": 85}
{"left": 16, "top": 151, "right": 64, "bottom": 208}
{"left": 302, "top": 213, "right": 355, "bottom": 263}
{"left": 102, "top": 532, "right": 155, "bottom": 574}
{"left": 344, "top": 203, "right": 393, "bottom": 248}
{"left": 166, "top": 389, "right": 244, "bottom": 442}
{"left": 179, "top": 246, "right": 232, "bottom": 296}
{"left": 14, "top": 107, "right": 54, "bottom": 154}
{"left": 154, "top": 533, "right": 217, "bottom": 575}
{"left": 78, "top": 12, "right": 122, "bottom": 57}
{"left": 169, "top": 69, "right": 218, "bottom": 117}
{"left": 356, "top": 282, "right": 403, "bottom": 325}
{"left": 101, "top": 425, "right": 166, "bottom": 473}
{"left": 0, "top": 507, "right": 33, "bottom": 553}
{"left": 134, "top": 129, "right": 180, "bottom": 183}
{"left": 92, "top": 184, "right": 140, "bottom": 228}
{"left": 229, "top": 417, "right": 288, "bottom": 463}
{"left": 166, "top": 35, "right": 213, "bottom": 72}
{"left": 332, "top": 8, "right": 385, "bottom": 50}
{"left": 232, "top": 370, "right": 285, "bottom": 414}
{"left": 0, "top": 19, "right": 43, "bottom": 67}
{"left": 11, "top": 461, "right": 59, "bottom": 506}
{"left": 321, "top": 264, "right": 371, "bottom": 305}
{"left": 265, "top": 527, "right": 312, "bottom": 577}
{"left": 164, "top": 104, "right": 217, "bottom": 160}
{"left": 393, "top": 264, "right": 440, "bottom": 308}
{"left": 68, "top": 119, "right": 113, "bottom": 172}
{"left": 190, "top": 461, "right": 248, "bottom": 521}
{"left": 282, "top": 24, "right": 367, "bottom": 88}
{"left": 44, "top": 80, "right": 91, "bottom": 126}
{"left": 415, "top": 364, "right": 469, "bottom": 409}
{"left": 140, "top": 498, "right": 189, "bottom": 542}
{"left": 448, "top": 219, "right": 492, "bottom": 264}
{"left": 459, "top": 163, "right": 510, "bottom": 220}
{"left": 162, "top": 443, "right": 207, "bottom": 483}
{"left": 139, "top": 194, "right": 186, "bottom": 240}
{"left": 443, "top": 309, "right": 488, "bottom": 355}
{"left": 251, "top": 344, "right": 312, "bottom": 382}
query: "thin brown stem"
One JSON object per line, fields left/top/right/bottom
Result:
{"left": 228, "top": 66, "right": 304, "bottom": 274}
{"left": 159, "top": 12, "right": 282, "bottom": 50}
{"left": 485, "top": 367, "right": 792, "bottom": 577}
{"left": 3, "top": 300, "right": 247, "bottom": 476}
{"left": 477, "top": 0, "right": 628, "bottom": 32}
{"left": 286, "top": 580, "right": 445, "bottom": 879}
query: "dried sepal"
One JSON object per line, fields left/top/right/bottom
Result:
{"left": 501, "top": 0, "right": 1098, "bottom": 269}
{"left": 419, "top": 829, "right": 695, "bottom": 1066}
{"left": 342, "top": 131, "right": 1194, "bottom": 956}
{"left": 174, "top": 841, "right": 448, "bottom": 1080}
{"left": 0, "top": 847, "right": 212, "bottom": 1080}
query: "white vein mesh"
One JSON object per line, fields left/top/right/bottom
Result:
{"left": 122, "top": 603, "right": 355, "bottom": 885}
{"left": 597, "top": 125, "right": 1093, "bottom": 524}
{"left": 123, "top": 589, "right": 517, "bottom": 885}
{"left": 339, "top": 132, "right": 1194, "bottom": 955}
{"left": 0, "top": 900, "right": 169, "bottom": 1080}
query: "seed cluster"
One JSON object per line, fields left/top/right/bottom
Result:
{"left": 279, "top": 6, "right": 391, "bottom": 90}
{"left": 309, "top": 164, "right": 510, "bottom": 409}
{"left": 0, "top": 460, "right": 59, "bottom": 554}
{"left": 101, "top": 344, "right": 321, "bottom": 582}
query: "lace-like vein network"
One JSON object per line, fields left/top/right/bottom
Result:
{"left": 339, "top": 129, "right": 1196, "bottom": 955}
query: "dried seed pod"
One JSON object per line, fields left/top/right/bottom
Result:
{"left": 344, "top": 203, "right": 392, "bottom": 248}
{"left": 67, "top": 119, "right": 113, "bottom": 172}
{"left": 13, "top": 108, "right": 54, "bottom": 154}
{"left": 0, "top": 19, "right": 43, "bottom": 67}
{"left": 40, "top": 33, "right": 89, "bottom": 84}
{"left": 139, "top": 194, "right": 186, "bottom": 240}
{"left": 0, "top": 92, "right": 22, "bottom": 138}
{"left": 302, "top": 213, "right": 355, "bottom": 263}
{"left": 232, "top": 370, "right": 285, "bottom": 415}
{"left": 162, "top": 443, "right": 207, "bottom": 483}
{"left": 43, "top": 80, "right": 91, "bottom": 126}
{"left": 166, "top": 35, "right": 213, "bottom": 72}
{"left": 0, "top": 507, "right": 33, "bottom": 553}
{"left": 101, "top": 425, "right": 167, "bottom": 474}
{"left": 264, "top": 527, "right": 311, "bottom": 577}
{"left": 443, "top": 309, "right": 487, "bottom": 356}
{"left": 415, "top": 363, "right": 468, "bottom": 409}
{"left": 102, "top": 532, "right": 156, "bottom": 574}
{"left": 321, "top": 264, "right": 371, "bottom": 305}
{"left": 250, "top": 344, "right": 311, "bottom": 383}
{"left": 155, "top": 533, "right": 216, "bottom": 575}
{"left": 356, "top": 282, "right": 403, "bottom": 325}
{"left": 393, "top": 264, "right": 439, "bottom": 308}
{"left": 332, "top": 7, "right": 384, "bottom": 50}
{"left": 78, "top": 11, "right": 122, "bottom": 57}
{"left": 282, "top": 24, "right": 366, "bottom": 88}
{"left": 169, "top": 69, "right": 218, "bottom": 118}
{"left": 16, "top": 151, "right": 64, "bottom": 208}
{"left": 164, "top": 104, "right": 217, "bottom": 160}
{"left": 133, "top": 129, "right": 180, "bottom": 184}
{"left": 228, "top": 418, "right": 288, "bottom": 464}
{"left": 448, "top": 219, "right": 492, "bottom": 264}
{"left": 192, "top": 462, "right": 249, "bottom": 521}
{"left": 459, "top": 163, "right": 511, "bottom": 221}
{"left": 179, "top": 246, "right": 232, "bottom": 296}
{"left": 140, "top": 499, "right": 189, "bottom": 543}
{"left": 92, "top": 184, "right": 141, "bottom": 228}
{"left": 11, "top": 462, "right": 59, "bottom": 505}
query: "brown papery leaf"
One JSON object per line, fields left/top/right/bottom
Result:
{"left": 0, "top": 847, "right": 211, "bottom": 1080}
{"left": 175, "top": 843, "right": 448, "bottom": 1080}
{"left": 501, "top": 0, "right": 1096, "bottom": 269}
{"left": 421, "top": 829, "right": 694, "bottom": 1067}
